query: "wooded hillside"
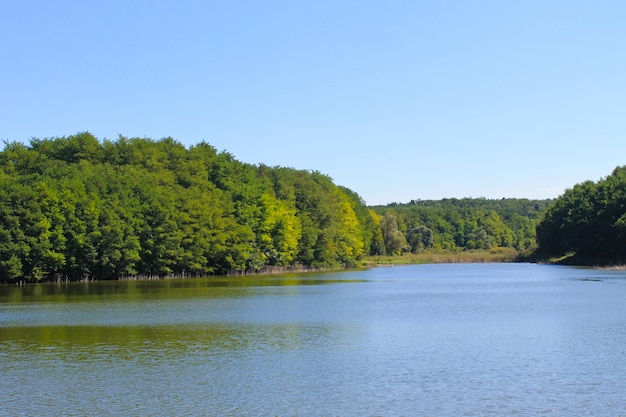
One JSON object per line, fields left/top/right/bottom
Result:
{"left": 535, "top": 166, "right": 626, "bottom": 265}
{"left": 0, "top": 133, "right": 376, "bottom": 282}
{"left": 0, "top": 132, "right": 556, "bottom": 282}
{"left": 370, "top": 198, "right": 553, "bottom": 255}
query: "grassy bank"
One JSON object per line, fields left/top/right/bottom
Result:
{"left": 361, "top": 247, "right": 521, "bottom": 267}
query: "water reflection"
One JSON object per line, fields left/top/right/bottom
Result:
{"left": 0, "top": 272, "right": 367, "bottom": 304}
{"left": 0, "top": 322, "right": 354, "bottom": 354}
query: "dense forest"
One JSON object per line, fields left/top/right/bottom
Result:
{"left": 0, "top": 133, "right": 555, "bottom": 283}
{"left": 535, "top": 166, "right": 626, "bottom": 265}
{"left": 0, "top": 133, "right": 379, "bottom": 282}
{"left": 370, "top": 198, "right": 553, "bottom": 255}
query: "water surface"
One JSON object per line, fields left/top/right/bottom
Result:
{"left": 1, "top": 264, "right": 625, "bottom": 416}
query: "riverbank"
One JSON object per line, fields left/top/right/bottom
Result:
{"left": 532, "top": 251, "right": 626, "bottom": 269}
{"left": 361, "top": 247, "right": 521, "bottom": 267}
{"left": 3, "top": 249, "right": 525, "bottom": 285}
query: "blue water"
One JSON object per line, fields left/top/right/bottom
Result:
{"left": 1, "top": 263, "right": 625, "bottom": 416}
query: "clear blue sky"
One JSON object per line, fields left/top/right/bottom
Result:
{"left": 2, "top": 1, "right": 624, "bottom": 205}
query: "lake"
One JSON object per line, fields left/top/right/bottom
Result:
{"left": 1, "top": 263, "right": 625, "bottom": 416}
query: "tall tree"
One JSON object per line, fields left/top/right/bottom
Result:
{"left": 380, "top": 213, "right": 408, "bottom": 255}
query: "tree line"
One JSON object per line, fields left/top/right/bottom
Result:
{"left": 535, "top": 166, "right": 626, "bottom": 265}
{"left": 370, "top": 198, "right": 553, "bottom": 255}
{"left": 0, "top": 133, "right": 555, "bottom": 283}
{"left": 0, "top": 133, "right": 379, "bottom": 282}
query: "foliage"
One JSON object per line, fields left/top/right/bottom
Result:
{"left": 370, "top": 198, "right": 553, "bottom": 254}
{"left": 0, "top": 132, "right": 557, "bottom": 282}
{"left": 0, "top": 133, "right": 369, "bottom": 282}
{"left": 363, "top": 247, "right": 521, "bottom": 266}
{"left": 380, "top": 212, "right": 409, "bottom": 255}
{"left": 535, "top": 166, "right": 626, "bottom": 265}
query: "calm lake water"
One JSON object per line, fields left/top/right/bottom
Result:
{"left": 1, "top": 263, "right": 625, "bottom": 416}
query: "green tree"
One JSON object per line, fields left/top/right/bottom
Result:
{"left": 536, "top": 166, "right": 626, "bottom": 264}
{"left": 380, "top": 213, "right": 408, "bottom": 255}
{"left": 406, "top": 225, "right": 434, "bottom": 253}
{"left": 0, "top": 133, "right": 379, "bottom": 281}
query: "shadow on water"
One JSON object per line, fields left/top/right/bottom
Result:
{"left": 0, "top": 272, "right": 367, "bottom": 304}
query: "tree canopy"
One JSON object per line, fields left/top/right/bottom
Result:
{"left": 535, "top": 166, "right": 626, "bottom": 265}
{"left": 0, "top": 133, "right": 369, "bottom": 282}
{"left": 370, "top": 197, "right": 553, "bottom": 253}
{"left": 0, "top": 132, "right": 557, "bottom": 283}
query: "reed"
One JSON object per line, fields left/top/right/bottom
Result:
{"left": 361, "top": 247, "right": 520, "bottom": 266}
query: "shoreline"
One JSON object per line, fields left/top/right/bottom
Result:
{"left": 7, "top": 249, "right": 625, "bottom": 285}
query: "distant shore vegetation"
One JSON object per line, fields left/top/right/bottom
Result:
{"left": 363, "top": 247, "right": 521, "bottom": 266}
{"left": 1, "top": 132, "right": 620, "bottom": 283}
{"left": 533, "top": 166, "right": 626, "bottom": 267}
